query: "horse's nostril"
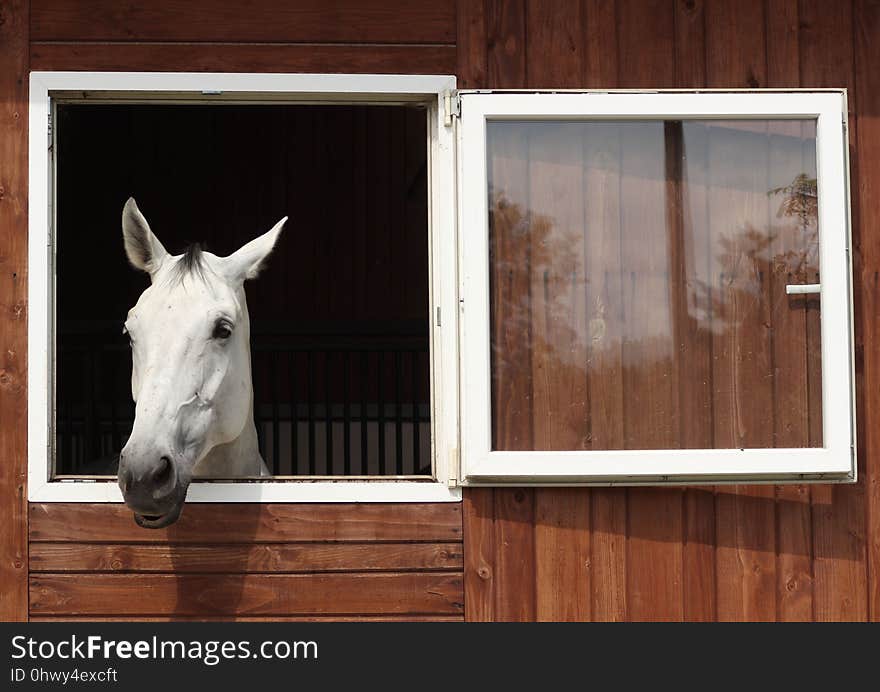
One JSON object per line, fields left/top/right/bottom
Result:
{"left": 152, "top": 456, "right": 173, "bottom": 486}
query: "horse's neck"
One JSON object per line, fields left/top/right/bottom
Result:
{"left": 192, "top": 405, "right": 268, "bottom": 478}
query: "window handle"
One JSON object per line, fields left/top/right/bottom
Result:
{"left": 785, "top": 283, "right": 821, "bottom": 295}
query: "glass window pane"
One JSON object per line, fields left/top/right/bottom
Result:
{"left": 488, "top": 119, "right": 821, "bottom": 452}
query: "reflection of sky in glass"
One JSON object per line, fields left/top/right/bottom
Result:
{"left": 488, "top": 118, "right": 820, "bottom": 451}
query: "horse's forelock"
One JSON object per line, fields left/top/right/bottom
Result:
{"left": 168, "top": 243, "right": 208, "bottom": 284}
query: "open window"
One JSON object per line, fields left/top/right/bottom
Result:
{"left": 458, "top": 90, "right": 854, "bottom": 484}
{"left": 28, "top": 73, "right": 459, "bottom": 502}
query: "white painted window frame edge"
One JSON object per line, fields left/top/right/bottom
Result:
{"left": 457, "top": 89, "right": 855, "bottom": 485}
{"left": 27, "top": 71, "right": 461, "bottom": 503}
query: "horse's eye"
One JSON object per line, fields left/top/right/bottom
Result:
{"left": 213, "top": 322, "right": 233, "bottom": 340}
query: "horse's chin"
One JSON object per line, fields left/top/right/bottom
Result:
{"left": 133, "top": 504, "right": 183, "bottom": 529}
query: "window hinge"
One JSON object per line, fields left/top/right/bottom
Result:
{"left": 47, "top": 111, "right": 53, "bottom": 150}
{"left": 443, "top": 90, "right": 460, "bottom": 127}
{"left": 447, "top": 448, "right": 460, "bottom": 487}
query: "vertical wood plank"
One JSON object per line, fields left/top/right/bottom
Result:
{"left": 766, "top": 0, "right": 814, "bottom": 622}
{"left": 583, "top": 0, "right": 626, "bottom": 622}
{"left": 854, "top": 0, "right": 880, "bottom": 622}
{"left": 457, "top": 0, "right": 487, "bottom": 87}
{"left": 675, "top": 0, "right": 717, "bottom": 622}
{"left": 463, "top": 489, "right": 496, "bottom": 621}
{"left": 534, "top": 489, "right": 590, "bottom": 620}
{"left": 494, "top": 488, "right": 536, "bottom": 621}
{"left": 674, "top": 0, "right": 706, "bottom": 88}
{"left": 479, "top": 0, "right": 533, "bottom": 623}
{"left": 768, "top": 117, "right": 814, "bottom": 621}
{"left": 620, "top": 120, "right": 684, "bottom": 618}
{"left": 0, "top": 0, "right": 29, "bottom": 622}
{"left": 618, "top": 0, "right": 683, "bottom": 621}
{"left": 525, "top": 1, "right": 591, "bottom": 622}
{"left": 591, "top": 487, "right": 627, "bottom": 620}
{"left": 800, "top": 0, "right": 868, "bottom": 621}
{"left": 706, "top": 115, "right": 778, "bottom": 620}
{"left": 525, "top": 0, "right": 584, "bottom": 87}
{"left": 584, "top": 0, "right": 618, "bottom": 88}
{"left": 618, "top": 0, "right": 676, "bottom": 88}
{"left": 705, "top": 0, "right": 765, "bottom": 88}
{"left": 486, "top": 0, "right": 526, "bottom": 89}
{"left": 705, "top": 0, "right": 778, "bottom": 621}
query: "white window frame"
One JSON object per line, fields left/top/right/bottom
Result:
{"left": 458, "top": 89, "right": 855, "bottom": 485}
{"left": 28, "top": 71, "right": 461, "bottom": 503}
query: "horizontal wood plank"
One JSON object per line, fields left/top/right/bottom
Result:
{"left": 30, "top": 542, "right": 462, "bottom": 573}
{"left": 29, "top": 503, "right": 462, "bottom": 543}
{"left": 30, "top": 615, "right": 464, "bottom": 622}
{"left": 30, "top": 43, "right": 456, "bottom": 74}
{"left": 30, "top": 572, "right": 464, "bottom": 615}
{"left": 31, "top": 0, "right": 455, "bottom": 44}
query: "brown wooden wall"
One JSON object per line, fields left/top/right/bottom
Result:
{"left": 459, "top": 0, "right": 880, "bottom": 622}
{"left": 4, "top": 0, "right": 461, "bottom": 622}
{"left": 29, "top": 503, "right": 463, "bottom": 620}
{"left": 1, "top": 0, "right": 880, "bottom": 621}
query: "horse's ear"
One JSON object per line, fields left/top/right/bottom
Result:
{"left": 224, "top": 216, "right": 287, "bottom": 282}
{"left": 122, "top": 197, "right": 168, "bottom": 275}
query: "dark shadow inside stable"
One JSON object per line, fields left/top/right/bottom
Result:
{"left": 55, "top": 102, "right": 431, "bottom": 477}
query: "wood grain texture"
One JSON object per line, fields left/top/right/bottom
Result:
{"left": 582, "top": 0, "right": 627, "bottom": 622}
{"left": 767, "top": 0, "right": 814, "bottom": 622}
{"left": 459, "top": 0, "right": 874, "bottom": 622}
{"left": 799, "top": 0, "right": 868, "bottom": 622}
{"left": 30, "top": 572, "right": 464, "bottom": 616}
{"left": 617, "top": 0, "right": 683, "bottom": 622}
{"left": 0, "top": 0, "right": 29, "bottom": 623}
{"left": 535, "top": 489, "right": 590, "bottom": 621}
{"left": 705, "top": 0, "right": 778, "bottom": 622}
{"left": 526, "top": 0, "right": 592, "bottom": 622}
{"left": 31, "top": 0, "right": 455, "bottom": 43}
{"left": 29, "top": 542, "right": 463, "bottom": 573}
{"left": 673, "top": 5, "right": 716, "bottom": 621}
{"left": 493, "top": 488, "right": 535, "bottom": 621}
{"left": 854, "top": 0, "right": 880, "bottom": 622}
{"left": 486, "top": 0, "right": 525, "bottom": 89}
{"left": 29, "top": 503, "right": 462, "bottom": 543}
{"left": 463, "top": 488, "right": 495, "bottom": 621}
{"left": 525, "top": 0, "right": 583, "bottom": 87}
{"left": 584, "top": 0, "right": 618, "bottom": 88}
{"left": 31, "top": 615, "right": 464, "bottom": 622}
{"left": 456, "top": 0, "right": 487, "bottom": 87}
{"left": 14, "top": 0, "right": 879, "bottom": 623}
{"left": 30, "top": 43, "right": 456, "bottom": 74}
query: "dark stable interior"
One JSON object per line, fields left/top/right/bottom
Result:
{"left": 55, "top": 103, "right": 430, "bottom": 477}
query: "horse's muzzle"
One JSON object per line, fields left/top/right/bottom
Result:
{"left": 118, "top": 451, "right": 189, "bottom": 529}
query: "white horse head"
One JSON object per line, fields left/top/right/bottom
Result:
{"left": 117, "top": 198, "right": 286, "bottom": 528}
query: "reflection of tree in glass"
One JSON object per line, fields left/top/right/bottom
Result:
{"left": 488, "top": 165, "right": 822, "bottom": 450}
{"left": 769, "top": 172, "right": 819, "bottom": 277}
{"left": 770, "top": 173, "right": 818, "bottom": 225}
{"left": 489, "top": 189, "right": 587, "bottom": 369}
{"left": 489, "top": 189, "right": 674, "bottom": 450}
{"left": 686, "top": 170, "right": 820, "bottom": 334}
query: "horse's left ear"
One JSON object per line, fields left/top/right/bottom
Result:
{"left": 224, "top": 216, "right": 287, "bottom": 282}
